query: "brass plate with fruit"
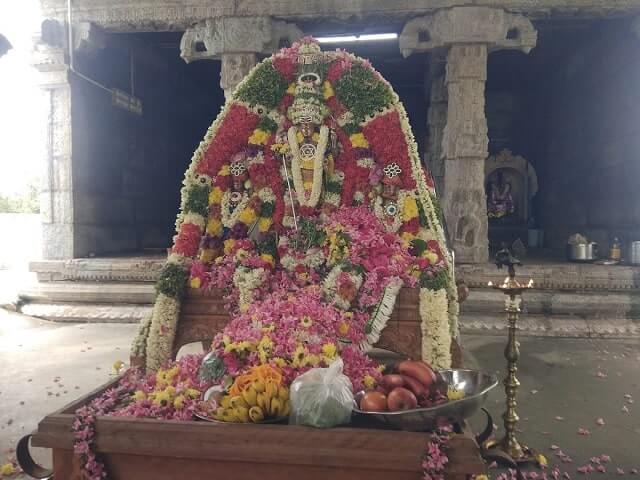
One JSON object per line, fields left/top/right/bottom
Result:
{"left": 353, "top": 366, "right": 498, "bottom": 432}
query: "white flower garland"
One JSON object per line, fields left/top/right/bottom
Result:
{"left": 145, "top": 294, "right": 181, "bottom": 371}
{"left": 221, "top": 190, "right": 251, "bottom": 228}
{"left": 419, "top": 288, "right": 452, "bottom": 369}
{"left": 288, "top": 125, "right": 329, "bottom": 208}
{"left": 322, "top": 265, "right": 363, "bottom": 310}
{"left": 360, "top": 277, "right": 403, "bottom": 352}
{"left": 131, "top": 313, "right": 152, "bottom": 358}
{"left": 233, "top": 266, "right": 266, "bottom": 312}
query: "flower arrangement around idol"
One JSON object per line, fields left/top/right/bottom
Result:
{"left": 71, "top": 38, "right": 470, "bottom": 480}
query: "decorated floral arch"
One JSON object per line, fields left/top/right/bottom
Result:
{"left": 132, "top": 38, "right": 459, "bottom": 382}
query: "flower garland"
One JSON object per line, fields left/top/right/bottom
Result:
{"left": 220, "top": 190, "right": 252, "bottom": 228}
{"left": 422, "top": 425, "right": 452, "bottom": 480}
{"left": 287, "top": 124, "right": 329, "bottom": 208}
{"left": 419, "top": 288, "right": 452, "bottom": 369}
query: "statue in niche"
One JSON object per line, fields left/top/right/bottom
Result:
{"left": 487, "top": 169, "right": 515, "bottom": 219}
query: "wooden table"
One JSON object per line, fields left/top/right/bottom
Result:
{"left": 28, "top": 379, "right": 486, "bottom": 480}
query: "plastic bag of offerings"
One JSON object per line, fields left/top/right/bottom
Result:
{"left": 289, "top": 358, "right": 354, "bottom": 428}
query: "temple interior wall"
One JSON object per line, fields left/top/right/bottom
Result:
{"left": 538, "top": 20, "right": 640, "bottom": 251}
{"left": 70, "top": 34, "right": 223, "bottom": 256}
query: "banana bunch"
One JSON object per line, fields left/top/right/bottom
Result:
{"left": 214, "top": 378, "right": 290, "bottom": 423}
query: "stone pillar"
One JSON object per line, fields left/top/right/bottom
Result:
{"left": 425, "top": 55, "right": 447, "bottom": 194}
{"left": 32, "top": 34, "right": 75, "bottom": 259}
{"left": 220, "top": 53, "right": 257, "bottom": 100}
{"left": 442, "top": 44, "right": 489, "bottom": 263}
{"left": 180, "top": 17, "right": 302, "bottom": 98}
{"left": 400, "top": 7, "right": 537, "bottom": 263}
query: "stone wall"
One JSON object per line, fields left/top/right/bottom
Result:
{"left": 71, "top": 41, "right": 171, "bottom": 256}
{"left": 539, "top": 20, "right": 640, "bottom": 251}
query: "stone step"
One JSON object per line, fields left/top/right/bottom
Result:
{"left": 18, "top": 282, "right": 155, "bottom": 305}
{"left": 19, "top": 302, "right": 151, "bottom": 323}
{"left": 460, "top": 313, "right": 640, "bottom": 338}
{"left": 457, "top": 262, "right": 640, "bottom": 292}
{"left": 462, "top": 288, "right": 640, "bottom": 319}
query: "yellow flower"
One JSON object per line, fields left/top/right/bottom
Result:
{"left": 261, "top": 324, "right": 275, "bottom": 333}
{"left": 323, "top": 80, "right": 335, "bottom": 99}
{"left": 200, "top": 248, "right": 216, "bottom": 263}
{"left": 424, "top": 251, "right": 439, "bottom": 264}
{"left": 223, "top": 239, "right": 236, "bottom": 254}
{"left": 258, "top": 217, "right": 272, "bottom": 233}
{"left": 260, "top": 253, "right": 274, "bottom": 266}
{"left": 132, "top": 390, "right": 146, "bottom": 401}
{"left": 186, "top": 388, "right": 201, "bottom": 399}
{"left": 339, "top": 322, "right": 350, "bottom": 335}
{"left": 272, "top": 357, "right": 287, "bottom": 368}
{"left": 305, "top": 354, "right": 321, "bottom": 367}
{"left": 235, "top": 249, "right": 249, "bottom": 261}
{"left": 165, "top": 366, "right": 180, "bottom": 381}
{"left": 312, "top": 132, "right": 320, "bottom": 142}
{"left": 218, "top": 165, "right": 230, "bottom": 176}
{"left": 296, "top": 131, "right": 304, "bottom": 143}
{"left": 190, "top": 277, "right": 201, "bottom": 289}
{"left": 287, "top": 83, "right": 296, "bottom": 95}
{"left": 238, "top": 207, "right": 257, "bottom": 226}
{"left": 152, "top": 389, "right": 171, "bottom": 407}
{"left": 322, "top": 343, "right": 337, "bottom": 359}
{"left": 271, "top": 142, "right": 290, "bottom": 155}
{"left": 209, "top": 186, "right": 224, "bottom": 205}
{"left": 1, "top": 463, "right": 15, "bottom": 476}
{"left": 291, "top": 345, "right": 308, "bottom": 368}
{"left": 475, "top": 476, "right": 489, "bottom": 480}
{"left": 258, "top": 336, "right": 274, "bottom": 364}
{"left": 173, "top": 394, "right": 186, "bottom": 410}
{"left": 248, "top": 129, "right": 270, "bottom": 145}
{"left": 363, "top": 375, "right": 376, "bottom": 389}
{"left": 206, "top": 218, "right": 223, "bottom": 236}
{"left": 402, "top": 196, "right": 419, "bottom": 222}
{"left": 300, "top": 315, "right": 313, "bottom": 328}
{"left": 113, "top": 360, "right": 125, "bottom": 373}
{"left": 536, "top": 454, "right": 548, "bottom": 468}
{"left": 349, "top": 133, "right": 369, "bottom": 149}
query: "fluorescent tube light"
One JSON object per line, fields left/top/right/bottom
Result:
{"left": 316, "top": 33, "right": 398, "bottom": 43}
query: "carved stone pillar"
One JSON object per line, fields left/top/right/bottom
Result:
{"left": 425, "top": 55, "right": 447, "bottom": 194}
{"left": 32, "top": 36, "right": 75, "bottom": 259}
{"left": 400, "top": 7, "right": 537, "bottom": 263}
{"left": 220, "top": 53, "right": 257, "bottom": 100}
{"left": 180, "top": 17, "right": 302, "bottom": 99}
{"left": 442, "top": 44, "right": 489, "bottom": 263}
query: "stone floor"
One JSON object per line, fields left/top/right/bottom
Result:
{"left": 0, "top": 309, "right": 639, "bottom": 479}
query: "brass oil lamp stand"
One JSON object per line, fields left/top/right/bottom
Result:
{"left": 483, "top": 248, "right": 537, "bottom": 465}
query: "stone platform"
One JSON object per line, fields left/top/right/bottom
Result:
{"left": 17, "top": 253, "right": 640, "bottom": 337}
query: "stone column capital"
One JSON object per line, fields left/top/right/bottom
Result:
{"left": 220, "top": 52, "right": 257, "bottom": 99}
{"left": 179, "top": 16, "right": 303, "bottom": 63}
{"left": 399, "top": 7, "right": 537, "bottom": 57}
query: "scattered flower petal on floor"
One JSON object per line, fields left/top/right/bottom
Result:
{"left": 630, "top": 468, "right": 638, "bottom": 474}
{"left": 600, "top": 455, "right": 611, "bottom": 463}
{"left": 531, "top": 389, "right": 539, "bottom": 394}
{"left": 622, "top": 405, "right": 629, "bottom": 413}
{"left": 551, "top": 445, "right": 560, "bottom": 450}
{"left": 555, "top": 416, "right": 565, "bottom": 421}
{"left": 596, "top": 371, "right": 607, "bottom": 378}
{"left": 596, "top": 465, "right": 606, "bottom": 473}
{"left": 577, "top": 428, "right": 590, "bottom": 436}
{"left": 617, "top": 468, "right": 625, "bottom": 475}
{"left": 595, "top": 418, "right": 605, "bottom": 426}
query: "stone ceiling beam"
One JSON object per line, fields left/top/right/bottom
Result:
{"left": 40, "top": 1, "right": 640, "bottom": 32}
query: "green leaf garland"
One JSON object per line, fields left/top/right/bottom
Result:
{"left": 334, "top": 64, "right": 393, "bottom": 124}
{"left": 235, "top": 60, "right": 288, "bottom": 110}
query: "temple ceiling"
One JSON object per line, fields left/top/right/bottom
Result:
{"left": 41, "top": 0, "right": 640, "bottom": 33}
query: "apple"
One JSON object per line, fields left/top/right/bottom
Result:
{"left": 360, "top": 391, "right": 388, "bottom": 412}
{"left": 387, "top": 387, "right": 418, "bottom": 412}
{"left": 381, "top": 374, "right": 405, "bottom": 390}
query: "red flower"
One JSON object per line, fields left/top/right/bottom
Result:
{"left": 402, "top": 217, "right": 420, "bottom": 235}
{"left": 326, "top": 95, "right": 347, "bottom": 117}
{"left": 362, "top": 111, "right": 416, "bottom": 190}
{"left": 327, "top": 57, "right": 353, "bottom": 83}
{"left": 273, "top": 56, "right": 297, "bottom": 82}
{"left": 173, "top": 222, "right": 202, "bottom": 258}
{"left": 197, "top": 104, "right": 260, "bottom": 177}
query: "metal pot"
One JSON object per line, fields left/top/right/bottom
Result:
{"left": 629, "top": 241, "right": 640, "bottom": 265}
{"left": 566, "top": 242, "right": 598, "bottom": 262}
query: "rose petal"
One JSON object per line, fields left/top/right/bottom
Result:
{"left": 555, "top": 416, "right": 565, "bottom": 421}
{"left": 596, "top": 418, "right": 605, "bottom": 426}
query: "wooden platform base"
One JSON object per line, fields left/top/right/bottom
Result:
{"left": 29, "top": 378, "right": 485, "bottom": 480}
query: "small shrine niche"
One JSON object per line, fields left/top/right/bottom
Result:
{"left": 485, "top": 149, "right": 538, "bottom": 247}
